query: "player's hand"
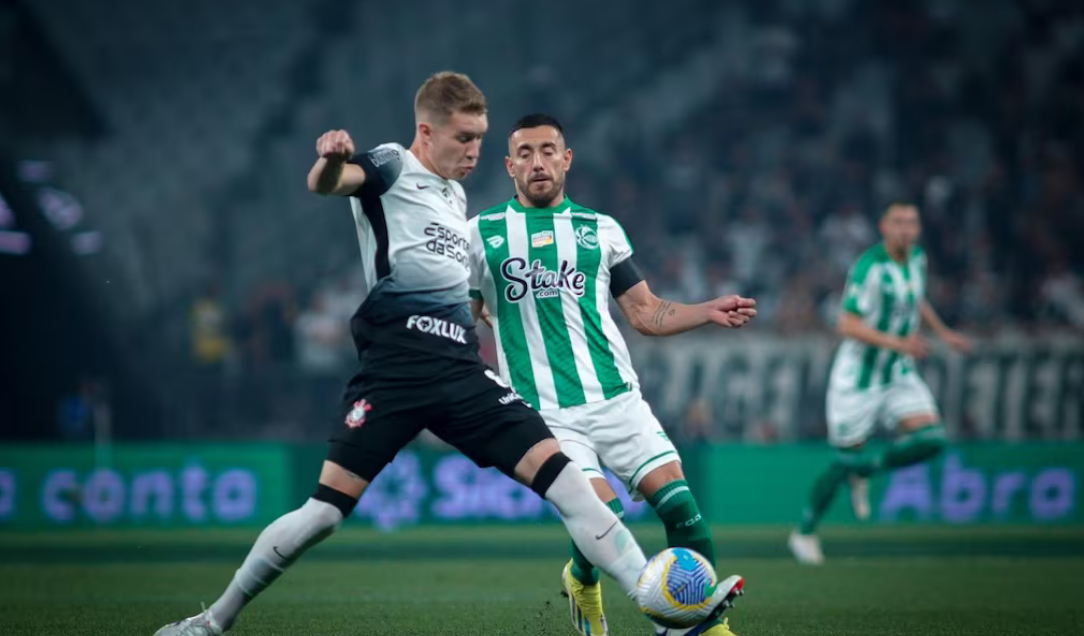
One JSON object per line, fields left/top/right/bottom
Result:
{"left": 940, "top": 329, "right": 973, "bottom": 354}
{"left": 316, "top": 130, "right": 355, "bottom": 162}
{"left": 704, "top": 295, "right": 757, "bottom": 328}
{"left": 897, "top": 334, "right": 930, "bottom": 359}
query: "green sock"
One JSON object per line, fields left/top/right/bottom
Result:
{"left": 875, "top": 424, "right": 947, "bottom": 470}
{"left": 648, "top": 480, "right": 716, "bottom": 566}
{"left": 649, "top": 480, "right": 723, "bottom": 630}
{"left": 570, "top": 498, "right": 624, "bottom": 585}
{"left": 798, "top": 448, "right": 865, "bottom": 535}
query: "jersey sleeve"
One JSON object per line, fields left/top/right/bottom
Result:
{"left": 841, "top": 261, "right": 879, "bottom": 316}
{"left": 467, "top": 217, "right": 485, "bottom": 300}
{"left": 597, "top": 214, "right": 635, "bottom": 268}
{"left": 347, "top": 143, "right": 404, "bottom": 197}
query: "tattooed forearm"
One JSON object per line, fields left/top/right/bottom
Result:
{"left": 651, "top": 301, "right": 675, "bottom": 331}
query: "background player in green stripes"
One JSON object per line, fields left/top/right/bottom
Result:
{"left": 468, "top": 114, "right": 757, "bottom": 636}
{"left": 788, "top": 203, "right": 973, "bottom": 565}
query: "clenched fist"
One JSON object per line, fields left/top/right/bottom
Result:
{"left": 316, "top": 130, "right": 355, "bottom": 161}
{"left": 705, "top": 295, "right": 757, "bottom": 328}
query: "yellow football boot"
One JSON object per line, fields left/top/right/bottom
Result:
{"left": 561, "top": 559, "right": 608, "bottom": 636}
{"left": 701, "top": 618, "right": 739, "bottom": 636}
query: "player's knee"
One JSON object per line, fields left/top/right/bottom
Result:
{"left": 511, "top": 437, "right": 562, "bottom": 484}
{"left": 916, "top": 422, "right": 947, "bottom": 454}
{"left": 311, "top": 483, "right": 359, "bottom": 522}
{"left": 637, "top": 460, "right": 685, "bottom": 500}
{"left": 528, "top": 451, "right": 572, "bottom": 498}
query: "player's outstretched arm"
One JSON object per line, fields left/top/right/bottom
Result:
{"left": 837, "top": 311, "right": 930, "bottom": 358}
{"left": 615, "top": 281, "right": 757, "bottom": 337}
{"left": 307, "top": 130, "right": 367, "bottom": 195}
{"left": 919, "top": 301, "right": 972, "bottom": 352}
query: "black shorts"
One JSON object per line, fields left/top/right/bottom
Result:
{"left": 328, "top": 360, "right": 554, "bottom": 483}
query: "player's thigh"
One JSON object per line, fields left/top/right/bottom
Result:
{"left": 318, "top": 460, "right": 370, "bottom": 499}
{"left": 589, "top": 392, "right": 680, "bottom": 499}
{"left": 429, "top": 365, "right": 556, "bottom": 481}
{"left": 885, "top": 374, "right": 940, "bottom": 432}
{"left": 541, "top": 404, "right": 605, "bottom": 477}
{"left": 325, "top": 375, "right": 430, "bottom": 491}
{"left": 543, "top": 415, "right": 614, "bottom": 498}
{"left": 825, "top": 385, "right": 883, "bottom": 447}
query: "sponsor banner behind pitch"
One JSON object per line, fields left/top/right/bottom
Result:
{"left": 0, "top": 442, "right": 1079, "bottom": 529}
{"left": 629, "top": 333, "right": 1084, "bottom": 441}
{"left": 691, "top": 444, "right": 1082, "bottom": 526}
{"left": 0, "top": 444, "right": 290, "bottom": 529}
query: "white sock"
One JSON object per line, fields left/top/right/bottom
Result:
{"left": 544, "top": 463, "right": 647, "bottom": 596}
{"left": 209, "top": 498, "right": 343, "bottom": 629}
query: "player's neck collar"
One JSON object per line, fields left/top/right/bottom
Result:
{"left": 508, "top": 195, "right": 572, "bottom": 215}
{"left": 880, "top": 241, "right": 913, "bottom": 264}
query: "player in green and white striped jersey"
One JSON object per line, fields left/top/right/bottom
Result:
{"left": 788, "top": 203, "right": 973, "bottom": 565}
{"left": 469, "top": 114, "right": 757, "bottom": 636}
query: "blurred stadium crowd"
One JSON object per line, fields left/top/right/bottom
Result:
{"left": 6, "top": 0, "right": 1082, "bottom": 440}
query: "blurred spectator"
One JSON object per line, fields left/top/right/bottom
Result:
{"left": 294, "top": 291, "right": 348, "bottom": 375}
{"left": 1040, "top": 256, "right": 1084, "bottom": 329}
{"left": 725, "top": 206, "right": 771, "bottom": 288}
{"left": 680, "top": 397, "right": 715, "bottom": 444}
{"left": 775, "top": 273, "right": 820, "bottom": 336}
{"left": 57, "top": 378, "right": 110, "bottom": 442}
{"left": 190, "top": 283, "right": 231, "bottom": 429}
{"left": 818, "top": 200, "right": 875, "bottom": 276}
{"left": 140, "top": 0, "right": 1084, "bottom": 439}
{"left": 190, "top": 282, "right": 231, "bottom": 370}
{"left": 237, "top": 282, "right": 297, "bottom": 371}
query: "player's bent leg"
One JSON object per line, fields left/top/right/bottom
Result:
{"left": 568, "top": 477, "right": 624, "bottom": 584}
{"left": 874, "top": 377, "right": 946, "bottom": 472}
{"left": 874, "top": 413, "right": 946, "bottom": 471}
{"left": 638, "top": 461, "right": 743, "bottom": 636}
{"left": 557, "top": 435, "right": 623, "bottom": 586}
{"left": 561, "top": 470, "right": 620, "bottom": 636}
{"left": 789, "top": 444, "right": 869, "bottom": 566}
{"left": 154, "top": 459, "right": 370, "bottom": 635}
{"left": 520, "top": 445, "right": 738, "bottom": 636}
{"left": 638, "top": 461, "right": 716, "bottom": 566}
{"left": 445, "top": 373, "right": 737, "bottom": 633}
{"left": 790, "top": 386, "right": 881, "bottom": 564}
{"left": 517, "top": 440, "right": 648, "bottom": 598}
{"left": 552, "top": 435, "right": 621, "bottom": 636}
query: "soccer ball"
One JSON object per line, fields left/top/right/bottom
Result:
{"left": 636, "top": 547, "right": 719, "bottom": 628}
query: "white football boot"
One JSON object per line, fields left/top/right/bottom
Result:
{"left": 788, "top": 530, "right": 825, "bottom": 565}
{"left": 153, "top": 606, "right": 224, "bottom": 636}
{"left": 652, "top": 574, "right": 745, "bottom": 636}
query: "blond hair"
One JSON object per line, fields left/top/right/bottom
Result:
{"left": 414, "top": 71, "right": 487, "bottom": 124}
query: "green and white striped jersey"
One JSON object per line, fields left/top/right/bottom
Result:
{"left": 829, "top": 242, "right": 927, "bottom": 391}
{"left": 468, "top": 196, "right": 637, "bottom": 410}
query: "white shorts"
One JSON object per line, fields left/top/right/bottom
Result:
{"left": 826, "top": 373, "right": 939, "bottom": 447}
{"left": 540, "top": 390, "right": 679, "bottom": 501}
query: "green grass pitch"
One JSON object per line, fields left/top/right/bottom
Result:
{"left": 2, "top": 525, "right": 1082, "bottom": 635}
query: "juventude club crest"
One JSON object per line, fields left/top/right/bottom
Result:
{"left": 345, "top": 399, "right": 372, "bottom": 428}
{"left": 574, "top": 225, "right": 599, "bottom": 249}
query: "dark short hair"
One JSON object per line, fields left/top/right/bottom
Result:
{"left": 510, "top": 113, "right": 565, "bottom": 138}
{"left": 882, "top": 202, "right": 918, "bottom": 218}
